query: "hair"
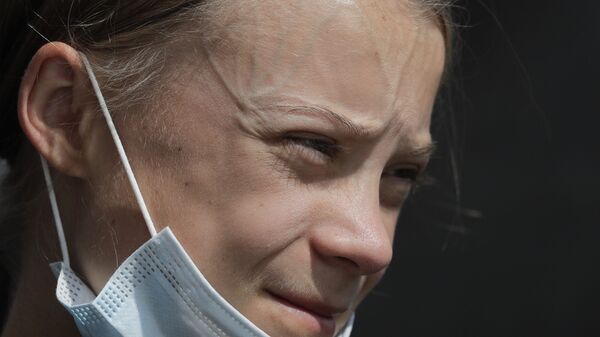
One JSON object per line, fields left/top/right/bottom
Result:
{"left": 0, "top": 0, "right": 457, "bottom": 316}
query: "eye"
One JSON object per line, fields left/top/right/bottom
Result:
{"left": 380, "top": 166, "right": 424, "bottom": 207}
{"left": 284, "top": 133, "right": 338, "bottom": 156}
{"left": 281, "top": 133, "right": 341, "bottom": 164}
{"left": 387, "top": 167, "right": 420, "bottom": 182}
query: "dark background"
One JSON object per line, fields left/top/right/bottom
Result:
{"left": 354, "top": 1, "right": 600, "bottom": 336}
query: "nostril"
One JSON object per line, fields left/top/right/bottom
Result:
{"left": 334, "top": 256, "right": 360, "bottom": 270}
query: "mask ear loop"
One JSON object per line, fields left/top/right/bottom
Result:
{"left": 79, "top": 53, "right": 158, "bottom": 237}
{"left": 40, "top": 53, "right": 158, "bottom": 268}
{"left": 40, "top": 156, "right": 71, "bottom": 268}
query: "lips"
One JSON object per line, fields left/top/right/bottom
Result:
{"left": 265, "top": 289, "right": 348, "bottom": 335}
{"left": 267, "top": 290, "right": 346, "bottom": 318}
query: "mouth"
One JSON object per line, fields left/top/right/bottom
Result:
{"left": 265, "top": 289, "right": 346, "bottom": 336}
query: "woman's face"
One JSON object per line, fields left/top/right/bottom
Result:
{"left": 75, "top": 0, "right": 445, "bottom": 336}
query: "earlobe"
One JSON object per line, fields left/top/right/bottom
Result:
{"left": 18, "top": 42, "right": 92, "bottom": 178}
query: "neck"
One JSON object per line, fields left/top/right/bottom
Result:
{"left": 1, "top": 207, "right": 80, "bottom": 337}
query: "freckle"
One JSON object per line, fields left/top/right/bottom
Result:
{"left": 177, "top": 146, "right": 183, "bottom": 152}
{"left": 184, "top": 182, "right": 190, "bottom": 187}
{"left": 110, "top": 219, "right": 116, "bottom": 225}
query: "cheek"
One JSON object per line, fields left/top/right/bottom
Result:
{"left": 205, "top": 144, "right": 315, "bottom": 274}
{"left": 219, "top": 190, "right": 306, "bottom": 254}
{"left": 139, "top": 114, "right": 313, "bottom": 294}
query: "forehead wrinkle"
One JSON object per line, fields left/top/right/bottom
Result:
{"left": 355, "top": 0, "right": 413, "bottom": 84}
{"left": 209, "top": 0, "right": 348, "bottom": 95}
{"left": 387, "top": 29, "right": 424, "bottom": 114}
{"left": 350, "top": 1, "right": 446, "bottom": 115}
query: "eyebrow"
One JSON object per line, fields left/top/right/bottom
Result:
{"left": 267, "top": 104, "right": 381, "bottom": 138}
{"left": 263, "top": 103, "right": 436, "bottom": 161}
{"left": 408, "top": 141, "right": 437, "bottom": 161}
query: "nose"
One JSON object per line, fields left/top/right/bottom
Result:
{"left": 309, "top": 188, "right": 393, "bottom": 276}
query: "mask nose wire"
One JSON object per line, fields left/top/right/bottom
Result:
{"left": 39, "top": 53, "right": 158, "bottom": 268}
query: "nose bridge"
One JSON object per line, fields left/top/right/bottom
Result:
{"left": 309, "top": 176, "right": 393, "bottom": 276}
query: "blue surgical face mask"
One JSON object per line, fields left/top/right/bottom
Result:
{"left": 40, "top": 53, "right": 355, "bottom": 337}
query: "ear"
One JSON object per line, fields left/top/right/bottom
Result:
{"left": 18, "top": 42, "right": 95, "bottom": 178}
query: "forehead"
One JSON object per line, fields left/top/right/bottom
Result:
{"left": 204, "top": 0, "right": 445, "bottom": 134}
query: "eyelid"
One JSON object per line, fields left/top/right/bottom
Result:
{"left": 379, "top": 167, "right": 428, "bottom": 208}
{"left": 280, "top": 133, "right": 338, "bottom": 165}
{"left": 383, "top": 166, "right": 420, "bottom": 181}
{"left": 283, "top": 131, "right": 337, "bottom": 144}
{"left": 283, "top": 132, "right": 342, "bottom": 155}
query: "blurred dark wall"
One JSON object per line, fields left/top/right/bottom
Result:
{"left": 354, "top": 1, "right": 600, "bottom": 336}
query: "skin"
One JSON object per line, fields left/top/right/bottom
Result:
{"left": 1, "top": 0, "right": 445, "bottom": 336}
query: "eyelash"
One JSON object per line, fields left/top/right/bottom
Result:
{"left": 383, "top": 167, "right": 420, "bottom": 182}
{"left": 281, "top": 133, "right": 341, "bottom": 164}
